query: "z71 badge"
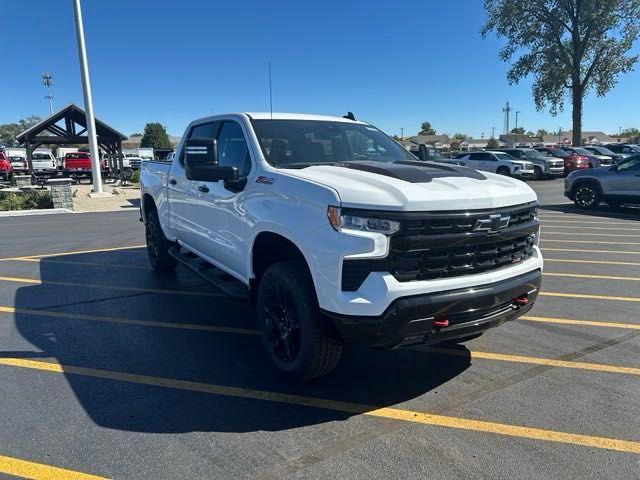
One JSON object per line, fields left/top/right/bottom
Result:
{"left": 256, "top": 176, "right": 276, "bottom": 185}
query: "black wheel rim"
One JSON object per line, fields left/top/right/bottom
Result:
{"left": 146, "top": 219, "right": 159, "bottom": 260}
{"left": 576, "top": 186, "right": 595, "bottom": 207}
{"left": 262, "top": 283, "right": 301, "bottom": 363}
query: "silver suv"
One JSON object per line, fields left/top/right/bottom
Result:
{"left": 565, "top": 155, "right": 640, "bottom": 209}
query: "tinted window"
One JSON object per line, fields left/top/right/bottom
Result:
{"left": 217, "top": 122, "right": 251, "bottom": 177}
{"left": 190, "top": 122, "right": 220, "bottom": 139}
{"left": 617, "top": 157, "right": 640, "bottom": 171}
{"left": 494, "top": 153, "right": 515, "bottom": 161}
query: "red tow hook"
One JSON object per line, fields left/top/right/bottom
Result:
{"left": 433, "top": 317, "right": 450, "bottom": 328}
{"left": 514, "top": 295, "right": 529, "bottom": 306}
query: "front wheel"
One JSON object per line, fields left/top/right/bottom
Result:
{"left": 573, "top": 183, "right": 601, "bottom": 209}
{"left": 496, "top": 167, "right": 510, "bottom": 176}
{"left": 145, "top": 209, "right": 177, "bottom": 272}
{"left": 533, "top": 166, "right": 543, "bottom": 180}
{"left": 257, "top": 260, "right": 343, "bottom": 381}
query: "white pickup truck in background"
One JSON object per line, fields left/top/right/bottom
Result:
{"left": 140, "top": 112, "right": 543, "bottom": 380}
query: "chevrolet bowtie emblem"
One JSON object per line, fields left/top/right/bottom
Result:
{"left": 473, "top": 214, "right": 511, "bottom": 233}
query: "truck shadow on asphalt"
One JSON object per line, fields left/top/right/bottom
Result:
{"left": 10, "top": 250, "right": 471, "bottom": 434}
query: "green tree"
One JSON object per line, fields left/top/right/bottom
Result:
{"left": 483, "top": 0, "right": 640, "bottom": 146}
{"left": 450, "top": 133, "right": 469, "bottom": 151}
{"left": 536, "top": 128, "right": 549, "bottom": 137}
{"left": 419, "top": 121, "right": 436, "bottom": 136}
{"left": 620, "top": 127, "right": 640, "bottom": 141}
{"left": 525, "top": 130, "right": 536, "bottom": 136}
{"left": 510, "top": 127, "right": 525, "bottom": 134}
{"left": 486, "top": 137, "right": 499, "bottom": 149}
{"left": 140, "top": 123, "right": 172, "bottom": 149}
{"left": 0, "top": 116, "right": 42, "bottom": 147}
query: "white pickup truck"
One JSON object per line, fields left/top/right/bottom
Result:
{"left": 141, "top": 112, "right": 543, "bottom": 380}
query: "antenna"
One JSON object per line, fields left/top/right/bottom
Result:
{"left": 268, "top": 61, "right": 273, "bottom": 119}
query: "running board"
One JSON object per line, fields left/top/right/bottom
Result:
{"left": 168, "top": 246, "right": 248, "bottom": 300}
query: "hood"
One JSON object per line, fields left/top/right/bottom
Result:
{"left": 282, "top": 161, "right": 537, "bottom": 211}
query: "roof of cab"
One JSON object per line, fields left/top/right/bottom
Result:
{"left": 244, "top": 112, "right": 367, "bottom": 123}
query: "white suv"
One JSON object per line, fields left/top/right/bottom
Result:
{"left": 453, "top": 151, "right": 534, "bottom": 178}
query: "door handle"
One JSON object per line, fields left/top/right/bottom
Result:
{"left": 168, "top": 178, "right": 177, "bottom": 185}
{"left": 198, "top": 185, "right": 210, "bottom": 193}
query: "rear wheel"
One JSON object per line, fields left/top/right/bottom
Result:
{"left": 257, "top": 260, "right": 342, "bottom": 381}
{"left": 145, "top": 209, "right": 177, "bottom": 272}
{"left": 496, "top": 166, "right": 510, "bottom": 176}
{"left": 573, "top": 183, "right": 601, "bottom": 209}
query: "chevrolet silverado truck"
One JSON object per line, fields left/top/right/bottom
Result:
{"left": 140, "top": 112, "right": 543, "bottom": 380}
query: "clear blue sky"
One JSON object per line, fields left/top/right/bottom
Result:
{"left": 1, "top": 0, "right": 639, "bottom": 138}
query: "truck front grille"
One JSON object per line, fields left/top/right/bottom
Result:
{"left": 341, "top": 203, "right": 539, "bottom": 291}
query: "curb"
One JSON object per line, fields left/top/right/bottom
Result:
{"left": 0, "top": 208, "right": 74, "bottom": 218}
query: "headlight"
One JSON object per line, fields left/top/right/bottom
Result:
{"left": 327, "top": 206, "right": 400, "bottom": 235}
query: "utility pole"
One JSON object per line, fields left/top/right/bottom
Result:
{"left": 400, "top": 127, "right": 404, "bottom": 140}
{"left": 481, "top": 132, "right": 485, "bottom": 139}
{"left": 72, "top": 0, "right": 104, "bottom": 194}
{"left": 502, "top": 102, "right": 511, "bottom": 134}
{"left": 491, "top": 126, "right": 495, "bottom": 138}
{"left": 558, "top": 126, "right": 562, "bottom": 146}
{"left": 515, "top": 111, "right": 520, "bottom": 130}
{"left": 42, "top": 73, "right": 54, "bottom": 115}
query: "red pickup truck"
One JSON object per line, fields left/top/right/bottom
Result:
{"left": 63, "top": 152, "right": 107, "bottom": 180}
{"left": 0, "top": 152, "right": 13, "bottom": 181}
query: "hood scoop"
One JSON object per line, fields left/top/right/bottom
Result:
{"left": 332, "top": 160, "right": 486, "bottom": 183}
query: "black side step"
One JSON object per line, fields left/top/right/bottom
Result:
{"left": 169, "top": 246, "right": 248, "bottom": 300}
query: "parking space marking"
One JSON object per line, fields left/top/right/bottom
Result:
{"left": 0, "top": 244, "right": 145, "bottom": 262}
{"left": 0, "top": 275, "right": 224, "bottom": 298}
{"left": 521, "top": 315, "right": 640, "bottom": 330}
{"left": 542, "top": 240, "right": 640, "bottom": 246}
{"left": 541, "top": 291, "right": 640, "bottom": 303}
{"left": 0, "top": 453, "right": 106, "bottom": 480}
{"left": 542, "top": 225, "right": 640, "bottom": 232}
{"left": 0, "top": 306, "right": 258, "bottom": 335}
{"left": 3, "top": 304, "right": 639, "bottom": 376}
{"left": 543, "top": 232, "right": 640, "bottom": 237}
{"left": 428, "top": 347, "right": 640, "bottom": 376}
{"left": 544, "top": 272, "right": 640, "bottom": 282}
{"left": 544, "top": 258, "right": 640, "bottom": 267}
{"left": 541, "top": 219, "right": 638, "bottom": 226}
{"left": 2, "top": 357, "right": 640, "bottom": 454}
{"left": 543, "top": 247, "right": 640, "bottom": 254}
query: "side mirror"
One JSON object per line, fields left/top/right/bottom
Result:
{"left": 184, "top": 138, "right": 239, "bottom": 182}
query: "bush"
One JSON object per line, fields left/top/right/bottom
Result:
{"left": 130, "top": 170, "right": 140, "bottom": 183}
{"left": 0, "top": 190, "right": 53, "bottom": 211}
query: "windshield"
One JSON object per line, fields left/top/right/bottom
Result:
{"left": 251, "top": 120, "right": 416, "bottom": 168}
{"left": 572, "top": 147, "right": 592, "bottom": 156}
{"left": 33, "top": 153, "right": 51, "bottom": 160}
{"left": 592, "top": 146, "right": 614, "bottom": 155}
{"left": 9, "top": 156, "right": 24, "bottom": 161}
{"left": 521, "top": 148, "right": 545, "bottom": 157}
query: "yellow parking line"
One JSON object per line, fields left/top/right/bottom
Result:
{"left": 521, "top": 315, "right": 640, "bottom": 331}
{"left": 542, "top": 240, "right": 640, "bottom": 246}
{"left": 544, "top": 272, "right": 640, "bottom": 282}
{"left": 543, "top": 247, "right": 640, "bottom": 254}
{"left": 543, "top": 232, "right": 639, "bottom": 237}
{"left": 541, "top": 219, "right": 637, "bottom": 226}
{"left": 0, "top": 276, "right": 224, "bottom": 298}
{"left": 0, "top": 306, "right": 258, "bottom": 335}
{"left": 544, "top": 258, "right": 640, "bottom": 267}
{"left": 2, "top": 357, "right": 640, "bottom": 454}
{"left": 541, "top": 291, "right": 640, "bottom": 303}
{"left": 0, "top": 244, "right": 145, "bottom": 262}
{"left": 6, "top": 257, "right": 151, "bottom": 270}
{"left": 0, "top": 454, "right": 106, "bottom": 480}
{"left": 543, "top": 225, "right": 640, "bottom": 231}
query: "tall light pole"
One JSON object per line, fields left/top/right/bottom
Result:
{"left": 72, "top": 0, "right": 103, "bottom": 194}
{"left": 42, "top": 73, "right": 54, "bottom": 115}
{"left": 400, "top": 127, "right": 404, "bottom": 140}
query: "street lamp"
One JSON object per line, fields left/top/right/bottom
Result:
{"left": 42, "top": 73, "right": 54, "bottom": 115}
{"left": 72, "top": 0, "right": 104, "bottom": 194}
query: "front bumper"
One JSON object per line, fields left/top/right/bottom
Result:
{"left": 323, "top": 269, "right": 541, "bottom": 349}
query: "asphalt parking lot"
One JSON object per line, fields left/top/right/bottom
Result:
{"left": 1, "top": 178, "right": 639, "bottom": 479}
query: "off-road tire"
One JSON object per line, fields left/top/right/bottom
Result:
{"left": 257, "top": 260, "right": 343, "bottom": 381}
{"left": 533, "top": 166, "right": 543, "bottom": 180}
{"left": 145, "top": 209, "right": 177, "bottom": 272}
